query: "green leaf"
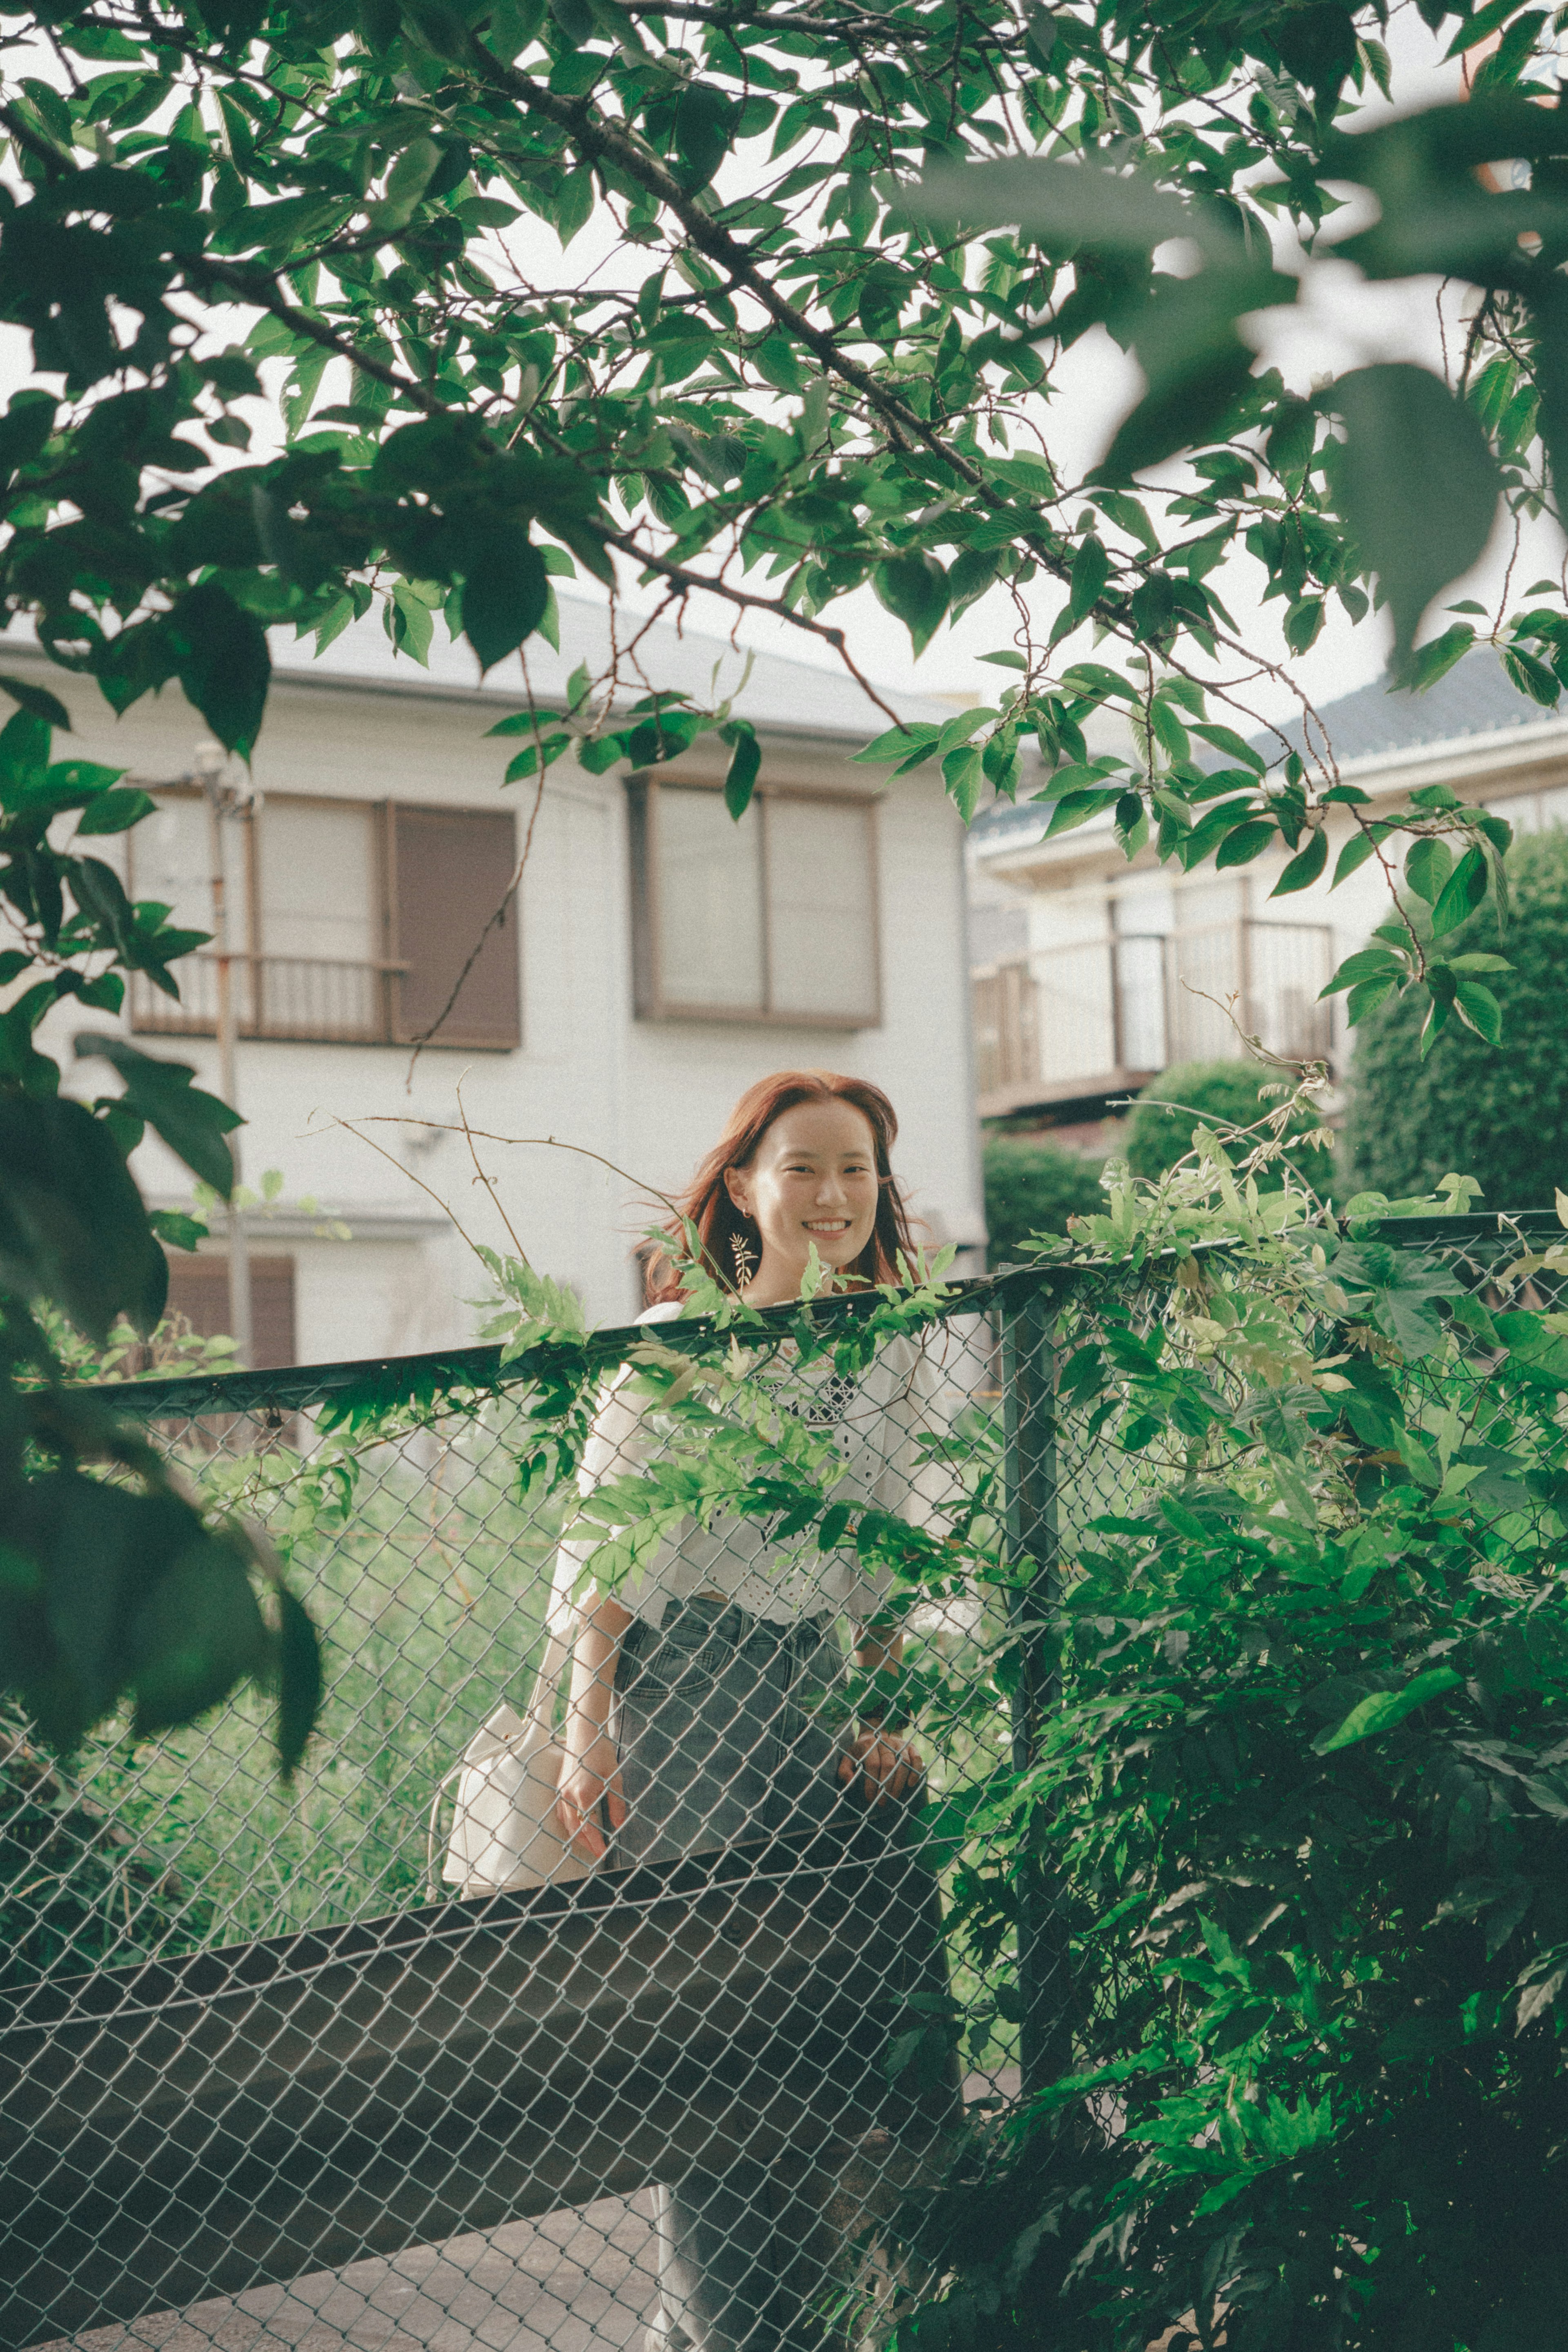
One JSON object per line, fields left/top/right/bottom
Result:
{"left": 368, "top": 133, "right": 441, "bottom": 233}
{"left": 1315, "top": 1665, "right": 1463, "bottom": 1753}
{"left": 1332, "top": 830, "right": 1382, "bottom": 886}
{"left": 1102, "top": 276, "right": 1258, "bottom": 482}
{"left": 1345, "top": 974, "right": 1398, "bottom": 1024}
{"left": 1272, "top": 826, "right": 1327, "bottom": 896}
{"left": 853, "top": 722, "right": 941, "bottom": 768}
{"left": 461, "top": 529, "right": 549, "bottom": 672}
{"left": 1453, "top": 978, "right": 1503, "bottom": 1042}
{"left": 74, "top": 787, "right": 158, "bottom": 836}
{"left": 872, "top": 553, "right": 948, "bottom": 658}
{"left": 1501, "top": 642, "right": 1561, "bottom": 707}
{"left": 150, "top": 1208, "right": 207, "bottom": 1252}
{"left": 0, "top": 708, "right": 51, "bottom": 805}
{"left": 1430, "top": 844, "right": 1488, "bottom": 937}
{"left": 1045, "top": 786, "right": 1122, "bottom": 837}
{"left": 668, "top": 84, "right": 738, "bottom": 192}
{"left": 1406, "top": 623, "right": 1476, "bottom": 691}
{"left": 723, "top": 725, "right": 761, "bottom": 819}
{"left": 1321, "top": 944, "right": 1404, "bottom": 995}
{"left": 1215, "top": 818, "right": 1275, "bottom": 869}
{"left": 1321, "top": 364, "right": 1502, "bottom": 667}
{"left": 1068, "top": 535, "right": 1109, "bottom": 623}
{"left": 1405, "top": 836, "right": 1453, "bottom": 906}
{"left": 1189, "top": 721, "right": 1266, "bottom": 772}
{"left": 943, "top": 744, "right": 985, "bottom": 822}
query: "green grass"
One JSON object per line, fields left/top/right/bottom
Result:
{"left": 7, "top": 1402, "right": 572, "bottom": 1975}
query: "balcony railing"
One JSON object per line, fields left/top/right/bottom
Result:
{"left": 973, "top": 918, "right": 1334, "bottom": 1116}
{"left": 129, "top": 955, "right": 406, "bottom": 1046}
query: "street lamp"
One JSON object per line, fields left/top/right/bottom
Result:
{"left": 194, "top": 739, "right": 256, "bottom": 1370}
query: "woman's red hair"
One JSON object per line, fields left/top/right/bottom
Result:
{"left": 644, "top": 1070, "right": 916, "bottom": 1304}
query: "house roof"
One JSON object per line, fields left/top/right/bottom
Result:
{"left": 1270, "top": 647, "right": 1566, "bottom": 764}
{"left": 268, "top": 588, "right": 947, "bottom": 742}
{"left": 968, "top": 647, "right": 1568, "bottom": 862}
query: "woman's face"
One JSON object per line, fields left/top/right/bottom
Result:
{"left": 724, "top": 1101, "right": 882, "bottom": 1298}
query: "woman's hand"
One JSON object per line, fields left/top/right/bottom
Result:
{"left": 555, "top": 1734, "right": 626, "bottom": 1862}
{"left": 838, "top": 1725, "right": 923, "bottom": 1807}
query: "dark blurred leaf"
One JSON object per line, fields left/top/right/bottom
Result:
{"left": 0, "top": 673, "right": 69, "bottom": 728}
{"left": 1321, "top": 365, "right": 1502, "bottom": 667}
{"left": 461, "top": 528, "right": 549, "bottom": 671}
{"left": 275, "top": 1582, "right": 325, "bottom": 1781}
{"left": 164, "top": 580, "right": 271, "bottom": 759}
{"left": 911, "top": 155, "right": 1196, "bottom": 252}
{"left": 129, "top": 1535, "right": 272, "bottom": 1737}
{"left": 74, "top": 1033, "right": 242, "bottom": 1195}
{"left": 0, "top": 1094, "right": 166, "bottom": 1341}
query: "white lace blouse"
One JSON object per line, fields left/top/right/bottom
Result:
{"left": 552, "top": 1301, "right": 953, "bottom": 1629}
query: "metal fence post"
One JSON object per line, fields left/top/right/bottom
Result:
{"left": 1000, "top": 1279, "right": 1071, "bottom": 2100}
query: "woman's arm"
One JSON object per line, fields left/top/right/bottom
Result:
{"left": 555, "top": 1587, "right": 633, "bottom": 1862}
{"left": 838, "top": 1620, "right": 923, "bottom": 1807}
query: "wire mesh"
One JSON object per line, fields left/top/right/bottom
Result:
{"left": 5, "top": 1228, "right": 1532, "bottom": 2352}
{"left": 1, "top": 1282, "right": 1076, "bottom": 2352}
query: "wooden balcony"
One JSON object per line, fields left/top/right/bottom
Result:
{"left": 973, "top": 918, "right": 1334, "bottom": 1119}
{"left": 129, "top": 955, "right": 407, "bottom": 1047}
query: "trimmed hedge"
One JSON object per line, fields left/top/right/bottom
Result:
{"left": 982, "top": 1133, "right": 1105, "bottom": 1266}
{"left": 1342, "top": 828, "right": 1568, "bottom": 1211}
{"left": 1126, "top": 1059, "right": 1327, "bottom": 1192}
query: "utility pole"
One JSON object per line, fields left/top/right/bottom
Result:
{"left": 196, "top": 740, "right": 256, "bottom": 1370}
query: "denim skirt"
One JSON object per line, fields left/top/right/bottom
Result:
{"left": 611, "top": 1597, "right": 858, "bottom": 1870}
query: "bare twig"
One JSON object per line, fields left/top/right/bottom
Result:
{"left": 360, "top": 1117, "right": 684, "bottom": 1218}
{"left": 325, "top": 1115, "right": 487, "bottom": 1258}
{"left": 455, "top": 1072, "right": 530, "bottom": 1266}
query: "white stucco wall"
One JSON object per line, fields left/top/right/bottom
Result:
{"left": 17, "top": 626, "right": 984, "bottom": 1358}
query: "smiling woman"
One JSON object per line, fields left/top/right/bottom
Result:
{"left": 548, "top": 1070, "right": 942, "bottom": 2352}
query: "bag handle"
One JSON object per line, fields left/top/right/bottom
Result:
{"left": 425, "top": 1552, "right": 583, "bottom": 1897}
{"left": 521, "top": 1550, "right": 584, "bottom": 1737}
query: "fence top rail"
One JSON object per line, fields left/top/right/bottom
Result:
{"left": 58, "top": 1212, "right": 1563, "bottom": 1422}
{"left": 0, "top": 1818, "right": 903, "bottom": 2040}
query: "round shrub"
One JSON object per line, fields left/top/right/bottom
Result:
{"left": 982, "top": 1133, "right": 1105, "bottom": 1266}
{"left": 1342, "top": 827, "right": 1568, "bottom": 1212}
{"left": 1125, "top": 1059, "right": 1327, "bottom": 1192}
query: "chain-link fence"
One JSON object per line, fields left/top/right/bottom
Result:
{"left": 2, "top": 1226, "right": 1555, "bottom": 2352}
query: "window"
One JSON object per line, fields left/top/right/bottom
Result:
{"left": 385, "top": 804, "right": 520, "bottom": 1049}
{"left": 163, "top": 1253, "right": 298, "bottom": 1369}
{"left": 128, "top": 795, "right": 520, "bottom": 1050}
{"left": 628, "top": 778, "right": 880, "bottom": 1027}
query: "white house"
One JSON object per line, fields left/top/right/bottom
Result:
{"left": 968, "top": 651, "right": 1568, "bottom": 1137}
{"left": 17, "top": 596, "right": 985, "bottom": 1364}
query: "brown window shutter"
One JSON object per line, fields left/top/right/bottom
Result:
{"left": 163, "top": 1254, "right": 298, "bottom": 1370}
{"left": 388, "top": 806, "right": 521, "bottom": 1049}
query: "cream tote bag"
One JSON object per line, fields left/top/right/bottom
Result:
{"left": 434, "top": 1579, "right": 592, "bottom": 1896}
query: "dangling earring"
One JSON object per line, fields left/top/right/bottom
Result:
{"left": 731, "top": 1228, "right": 756, "bottom": 1286}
